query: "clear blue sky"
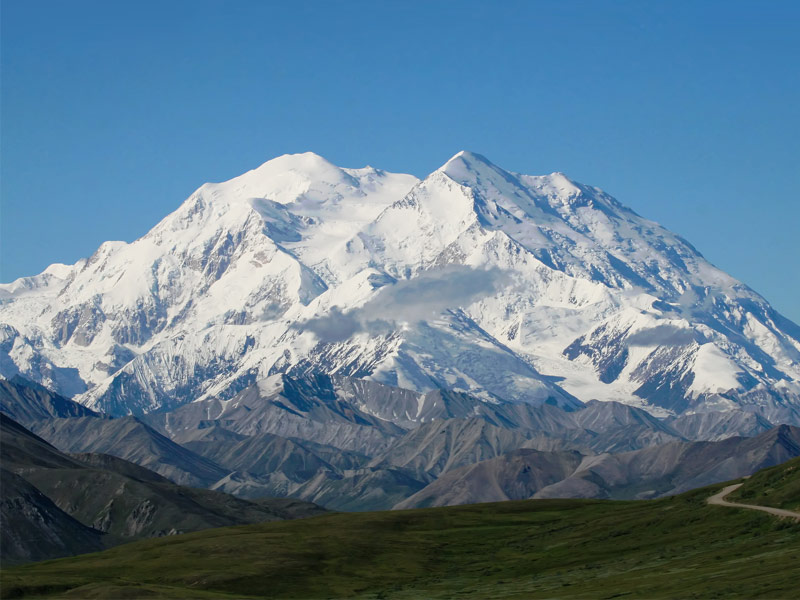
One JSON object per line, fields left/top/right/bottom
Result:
{"left": 2, "top": 0, "right": 798, "bottom": 323}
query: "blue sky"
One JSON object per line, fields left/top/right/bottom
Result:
{"left": 2, "top": 0, "right": 798, "bottom": 322}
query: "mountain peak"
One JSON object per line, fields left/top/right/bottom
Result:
{"left": 241, "top": 151, "right": 347, "bottom": 185}
{"left": 262, "top": 151, "right": 336, "bottom": 170}
{"left": 445, "top": 150, "right": 493, "bottom": 164}
{"left": 204, "top": 151, "right": 358, "bottom": 208}
{"left": 2, "top": 150, "right": 799, "bottom": 424}
{"left": 438, "top": 150, "right": 498, "bottom": 181}
{"left": 434, "top": 151, "right": 524, "bottom": 201}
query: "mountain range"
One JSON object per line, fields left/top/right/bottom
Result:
{"left": 4, "top": 375, "right": 799, "bottom": 519}
{"left": 0, "top": 406, "right": 325, "bottom": 565}
{"left": 2, "top": 151, "right": 798, "bottom": 425}
{"left": 2, "top": 151, "right": 800, "bottom": 562}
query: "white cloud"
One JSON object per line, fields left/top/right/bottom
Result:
{"left": 297, "top": 266, "right": 510, "bottom": 342}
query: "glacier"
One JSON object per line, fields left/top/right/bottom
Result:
{"left": 1, "top": 150, "right": 799, "bottom": 423}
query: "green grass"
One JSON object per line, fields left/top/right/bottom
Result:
{"left": 728, "top": 456, "right": 800, "bottom": 511}
{"left": 2, "top": 480, "right": 800, "bottom": 599}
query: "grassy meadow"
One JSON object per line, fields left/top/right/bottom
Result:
{"left": 2, "top": 475, "right": 799, "bottom": 599}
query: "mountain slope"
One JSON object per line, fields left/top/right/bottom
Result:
{"left": 142, "top": 374, "right": 406, "bottom": 456}
{"left": 398, "top": 425, "right": 800, "bottom": 508}
{"left": 367, "top": 402, "right": 687, "bottom": 483}
{"left": 535, "top": 424, "right": 800, "bottom": 500}
{"left": 28, "top": 416, "right": 230, "bottom": 487}
{"left": 368, "top": 418, "right": 537, "bottom": 479}
{"left": 0, "top": 414, "right": 326, "bottom": 564}
{"left": 184, "top": 432, "right": 341, "bottom": 482}
{"left": 1, "top": 151, "right": 798, "bottom": 422}
{"left": 668, "top": 410, "right": 774, "bottom": 441}
{"left": 0, "top": 468, "right": 105, "bottom": 565}
{"left": 0, "top": 377, "right": 98, "bottom": 427}
{"left": 395, "top": 449, "right": 585, "bottom": 508}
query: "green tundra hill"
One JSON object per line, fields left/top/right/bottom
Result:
{"left": 2, "top": 472, "right": 799, "bottom": 600}
{"left": 728, "top": 455, "right": 800, "bottom": 511}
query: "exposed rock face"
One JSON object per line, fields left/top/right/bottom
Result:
{"left": 394, "top": 449, "right": 585, "bottom": 509}
{"left": 668, "top": 410, "right": 775, "bottom": 441}
{"left": 397, "top": 425, "right": 800, "bottom": 508}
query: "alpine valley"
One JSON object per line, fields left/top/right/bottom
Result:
{"left": 2, "top": 151, "right": 800, "bottom": 548}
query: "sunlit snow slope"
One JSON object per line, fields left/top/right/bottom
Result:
{"left": 2, "top": 151, "right": 799, "bottom": 422}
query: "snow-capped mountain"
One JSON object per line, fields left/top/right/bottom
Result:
{"left": 2, "top": 151, "right": 799, "bottom": 423}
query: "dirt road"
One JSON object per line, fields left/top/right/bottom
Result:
{"left": 707, "top": 483, "right": 800, "bottom": 520}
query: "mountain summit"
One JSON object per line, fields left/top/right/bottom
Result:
{"left": 1, "top": 152, "right": 798, "bottom": 423}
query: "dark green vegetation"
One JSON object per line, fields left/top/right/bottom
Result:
{"left": 3, "top": 475, "right": 799, "bottom": 600}
{"left": 729, "top": 456, "right": 800, "bottom": 511}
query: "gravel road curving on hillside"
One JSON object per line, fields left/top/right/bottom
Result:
{"left": 707, "top": 483, "right": 800, "bottom": 520}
